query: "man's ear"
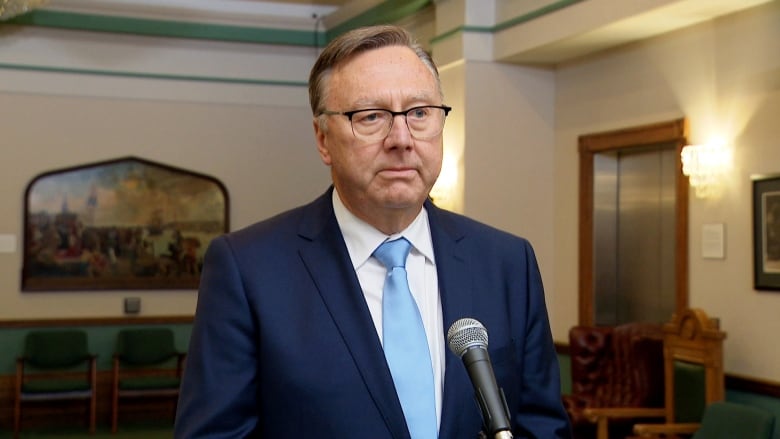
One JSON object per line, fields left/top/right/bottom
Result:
{"left": 313, "top": 118, "right": 332, "bottom": 165}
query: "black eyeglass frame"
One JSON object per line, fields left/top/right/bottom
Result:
{"left": 320, "top": 105, "right": 452, "bottom": 120}
{"left": 319, "top": 105, "right": 452, "bottom": 140}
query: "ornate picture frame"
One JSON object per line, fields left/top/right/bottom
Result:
{"left": 23, "top": 157, "right": 229, "bottom": 291}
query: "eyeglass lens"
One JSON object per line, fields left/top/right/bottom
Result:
{"left": 350, "top": 107, "right": 447, "bottom": 141}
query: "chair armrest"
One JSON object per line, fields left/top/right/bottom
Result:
{"left": 583, "top": 407, "right": 666, "bottom": 422}
{"left": 88, "top": 355, "right": 97, "bottom": 386}
{"left": 633, "top": 422, "right": 700, "bottom": 437}
{"left": 582, "top": 407, "right": 667, "bottom": 439}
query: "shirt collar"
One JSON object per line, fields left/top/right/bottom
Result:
{"left": 332, "top": 189, "right": 435, "bottom": 269}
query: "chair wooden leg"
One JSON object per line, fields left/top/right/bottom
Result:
{"left": 597, "top": 417, "right": 608, "bottom": 439}
{"left": 89, "top": 394, "right": 97, "bottom": 434}
{"left": 173, "top": 393, "right": 180, "bottom": 424}
{"left": 13, "top": 397, "right": 20, "bottom": 439}
{"left": 89, "top": 357, "right": 97, "bottom": 434}
{"left": 111, "top": 392, "right": 119, "bottom": 433}
{"left": 112, "top": 357, "right": 119, "bottom": 434}
{"left": 14, "top": 362, "right": 22, "bottom": 439}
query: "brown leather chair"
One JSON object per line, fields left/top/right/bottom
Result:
{"left": 563, "top": 322, "right": 665, "bottom": 439}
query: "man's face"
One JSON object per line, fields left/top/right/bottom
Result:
{"left": 314, "top": 45, "right": 444, "bottom": 224}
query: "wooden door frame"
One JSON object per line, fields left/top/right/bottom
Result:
{"left": 578, "top": 118, "right": 689, "bottom": 326}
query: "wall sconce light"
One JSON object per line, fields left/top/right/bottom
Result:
{"left": 681, "top": 139, "right": 731, "bottom": 199}
{"left": 430, "top": 154, "right": 459, "bottom": 210}
{"left": 0, "top": 0, "right": 47, "bottom": 20}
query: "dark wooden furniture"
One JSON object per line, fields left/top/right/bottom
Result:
{"left": 111, "top": 327, "right": 186, "bottom": 433}
{"left": 14, "top": 330, "right": 97, "bottom": 438}
{"left": 631, "top": 308, "right": 726, "bottom": 438}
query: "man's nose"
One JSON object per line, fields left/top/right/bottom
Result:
{"left": 384, "top": 114, "right": 413, "bottom": 146}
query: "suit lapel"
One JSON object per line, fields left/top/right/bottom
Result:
{"left": 297, "top": 190, "right": 410, "bottom": 439}
{"left": 427, "top": 202, "right": 480, "bottom": 438}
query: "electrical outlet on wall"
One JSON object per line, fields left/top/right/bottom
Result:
{"left": 124, "top": 297, "right": 141, "bottom": 314}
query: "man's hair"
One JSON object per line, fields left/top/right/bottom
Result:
{"left": 308, "top": 25, "right": 441, "bottom": 116}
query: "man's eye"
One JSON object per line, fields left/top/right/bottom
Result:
{"left": 355, "top": 111, "right": 385, "bottom": 124}
{"left": 408, "top": 108, "right": 429, "bottom": 120}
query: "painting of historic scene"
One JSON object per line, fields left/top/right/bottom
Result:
{"left": 23, "top": 157, "right": 228, "bottom": 290}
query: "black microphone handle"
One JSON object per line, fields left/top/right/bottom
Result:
{"left": 461, "top": 346, "right": 512, "bottom": 435}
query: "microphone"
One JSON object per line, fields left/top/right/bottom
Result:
{"left": 447, "top": 318, "right": 513, "bottom": 439}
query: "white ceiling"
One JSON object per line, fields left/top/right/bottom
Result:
{"left": 31, "top": 0, "right": 779, "bottom": 65}
{"left": 494, "top": 0, "right": 777, "bottom": 65}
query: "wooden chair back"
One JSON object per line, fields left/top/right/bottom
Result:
{"left": 633, "top": 308, "right": 727, "bottom": 438}
{"left": 662, "top": 308, "right": 726, "bottom": 423}
{"left": 111, "top": 327, "right": 186, "bottom": 433}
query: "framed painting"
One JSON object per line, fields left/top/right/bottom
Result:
{"left": 22, "top": 157, "right": 229, "bottom": 291}
{"left": 753, "top": 174, "right": 780, "bottom": 291}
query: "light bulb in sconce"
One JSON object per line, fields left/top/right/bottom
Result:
{"left": 681, "top": 138, "right": 731, "bottom": 199}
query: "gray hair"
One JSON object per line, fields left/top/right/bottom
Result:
{"left": 308, "top": 25, "right": 441, "bottom": 117}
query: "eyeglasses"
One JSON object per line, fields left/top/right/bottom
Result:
{"left": 320, "top": 105, "right": 452, "bottom": 142}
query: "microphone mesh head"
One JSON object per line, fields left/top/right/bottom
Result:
{"left": 447, "top": 318, "right": 488, "bottom": 357}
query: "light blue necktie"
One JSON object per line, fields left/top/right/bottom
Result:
{"left": 374, "top": 238, "right": 437, "bottom": 439}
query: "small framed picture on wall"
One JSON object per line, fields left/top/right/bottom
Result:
{"left": 753, "top": 174, "right": 780, "bottom": 290}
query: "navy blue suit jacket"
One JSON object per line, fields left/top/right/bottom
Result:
{"left": 175, "top": 188, "right": 571, "bottom": 438}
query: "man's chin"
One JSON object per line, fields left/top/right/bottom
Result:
{"left": 369, "top": 180, "right": 430, "bottom": 207}
{"left": 377, "top": 193, "right": 427, "bottom": 210}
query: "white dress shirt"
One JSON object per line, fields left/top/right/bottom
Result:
{"left": 332, "top": 189, "right": 445, "bottom": 428}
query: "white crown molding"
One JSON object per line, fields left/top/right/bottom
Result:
{"left": 43, "top": 0, "right": 339, "bottom": 29}
{"left": 320, "top": 0, "right": 383, "bottom": 29}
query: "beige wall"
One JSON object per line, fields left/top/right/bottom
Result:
{"left": 460, "top": 61, "right": 558, "bottom": 326}
{"left": 0, "top": 27, "right": 331, "bottom": 320}
{"left": 437, "top": 58, "right": 559, "bottom": 333}
{"left": 553, "top": 1, "right": 780, "bottom": 381}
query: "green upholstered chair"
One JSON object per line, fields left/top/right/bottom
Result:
{"left": 13, "top": 329, "right": 97, "bottom": 438}
{"left": 672, "top": 360, "right": 707, "bottom": 424}
{"left": 111, "top": 327, "right": 186, "bottom": 433}
{"left": 632, "top": 308, "right": 727, "bottom": 439}
{"left": 691, "top": 401, "right": 775, "bottom": 439}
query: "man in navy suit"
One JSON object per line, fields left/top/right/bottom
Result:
{"left": 175, "top": 25, "right": 571, "bottom": 438}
